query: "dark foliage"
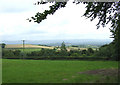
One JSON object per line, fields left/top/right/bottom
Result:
{"left": 94, "top": 42, "right": 116, "bottom": 60}
{"left": 0, "top": 43, "right": 6, "bottom": 48}
{"left": 88, "top": 48, "right": 94, "bottom": 54}
{"left": 28, "top": 2, "right": 67, "bottom": 23}
{"left": 2, "top": 49, "right": 21, "bottom": 59}
{"left": 13, "top": 50, "right": 21, "bottom": 56}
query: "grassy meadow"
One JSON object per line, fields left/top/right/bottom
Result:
{"left": 2, "top": 59, "right": 118, "bottom": 83}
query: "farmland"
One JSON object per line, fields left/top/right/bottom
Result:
{"left": 5, "top": 44, "right": 54, "bottom": 53}
{"left": 4, "top": 44, "right": 88, "bottom": 54}
{"left": 5, "top": 44, "right": 54, "bottom": 49}
{"left": 5, "top": 44, "right": 88, "bottom": 50}
{"left": 2, "top": 59, "right": 118, "bottom": 83}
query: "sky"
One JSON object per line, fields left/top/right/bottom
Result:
{"left": 0, "top": 0, "right": 113, "bottom": 41}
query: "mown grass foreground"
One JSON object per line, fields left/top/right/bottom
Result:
{"left": 2, "top": 59, "right": 118, "bottom": 83}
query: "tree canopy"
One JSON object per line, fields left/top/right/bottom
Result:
{"left": 1, "top": 43, "right": 6, "bottom": 48}
{"left": 28, "top": 1, "right": 120, "bottom": 60}
{"left": 28, "top": 1, "right": 120, "bottom": 29}
{"left": 60, "top": 41, "right": 67, "bottom": 52}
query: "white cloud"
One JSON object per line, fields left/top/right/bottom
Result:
{"left": 0, "top": 1, "right": 112, "bottom": 41}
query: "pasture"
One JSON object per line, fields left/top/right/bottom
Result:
{"left": 5, "top": 44, "right": 54, "bottom": 49}
{"left": 2, "top": 59, "right": 118, "bottom": 83}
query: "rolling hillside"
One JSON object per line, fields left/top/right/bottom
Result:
{"left": 5, "top": 44, "right": 54, "bottom": 49}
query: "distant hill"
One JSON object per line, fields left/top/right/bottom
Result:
{"left": 1, "top": 39, "right": 112, "bottom": 46}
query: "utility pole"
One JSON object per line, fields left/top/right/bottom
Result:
{"left": 22, "top": 40, "right": 25, "bottom": 52}
{"left": 22, "top": 40, "right": 25, "bottom": 59}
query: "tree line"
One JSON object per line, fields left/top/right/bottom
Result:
{"left": 2, "top": 42, "right": 117, "bottom": 60}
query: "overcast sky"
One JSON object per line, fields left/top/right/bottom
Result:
{"left": 0, "top": 0, "right": 113, "bottom": 41}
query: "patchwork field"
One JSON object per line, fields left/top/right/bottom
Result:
{"left": 5, "top": 44, "right": 54, "bottom": 49}
{"left": 2, "top": 59, "right": 118, "bottom": 83}
{"left": 5, "top": 44, "right": 88, "bottom": 53}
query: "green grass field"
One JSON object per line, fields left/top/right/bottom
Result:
{"left": 2, "top": 59, "right": 118, "bottom": 83}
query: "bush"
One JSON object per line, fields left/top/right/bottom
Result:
{"left": 69, "top": 50, "right": 81, "bottom": 56}
{"left": 2, "top": 49, "right": 23, "bottom": 59}
{"left": 2, "top": 50, "right": 15, "bottom": 58}
{"left": 81, "top": 50, "right": 87, "bottom": 54}
{"left": 0, "top": 43, "right": 6, "bottom": 48}
{"left": 88, "top": 48, "right": 94, "bottom": 54}
{"left": 82, "top": 54, "right": 86, "bottom": 57}
{"left": 27, "top": 49, "right": 56, "bottom": 57}
{"left": 71, "top": 53, "right": 79, "bottom": 57}
{"left": 94, "top": 43, "right": 115, "bottom": 59}
{"left": 13, "top": 50, "right": 21, "bottom": 56}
